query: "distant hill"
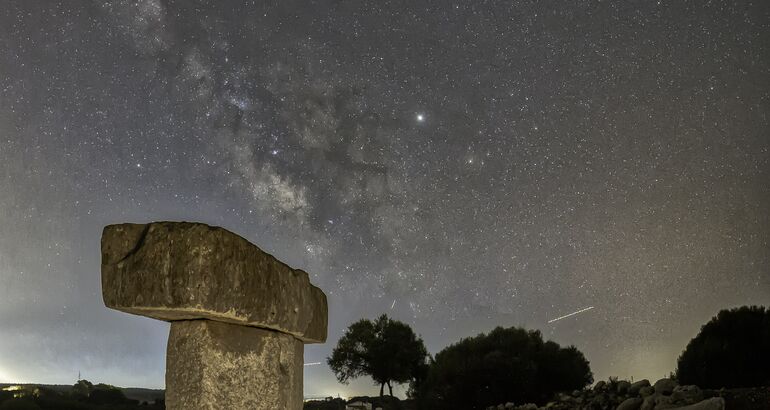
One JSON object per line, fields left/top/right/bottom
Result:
{"left": 0, "top": 383, "right": 164, "bottom": 403}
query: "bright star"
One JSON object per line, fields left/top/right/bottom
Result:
{"left": 416, "top": 114, "right": 425, "bottom": 122}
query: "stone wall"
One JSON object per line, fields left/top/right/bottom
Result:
{"left": 486, "top": 378, "right": 727, "bottom": 410}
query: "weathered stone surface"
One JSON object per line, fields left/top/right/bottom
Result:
{"left": 654, "top": 378, "right": 677, "bottom": 395}
{"left": 617, "top": 397, "right": 643, "bottom": 410}
{"left": 640, "top": 386, "right": 656, "bottom": 397}
{"left": 672, "top": 397, "right": 725, "bottom": 410}
{"left": 166, "top": 320, "right": 303, "bottom": 410}
{"left": 655, "top": 394, "right": 675, "bottom": 409}
{"left": 101, "top": 222, "right": 327, "bottom": 343}
{"left": 672, "top": 385, "right": 704, "bottom": 405}
{"left": 640, "top": 395, "right": 656, "bottom": 410}
{"left": 617, "top": 380, "right": 631, "bottom": 394}
{"left": 629, "top": 379, "right": 651, "bottom": 395}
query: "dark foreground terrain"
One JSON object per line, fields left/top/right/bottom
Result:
{"left": 304, "top": 386, "right": 770, "bottom": 410}
{"left": 714, "top": 387, "right": 770, "bottom": 410}
{"left": 0, "top": 382, "right": 163, "bottom": 410}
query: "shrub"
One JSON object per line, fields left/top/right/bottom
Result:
{"left": 676, "top": 305, "right": 770, "bottom": 388}
{"left": 414, "top": 326, "right": 592, "bottom": 409}
{"left": 0, "top": 399, "right": 41, "bottom": 410}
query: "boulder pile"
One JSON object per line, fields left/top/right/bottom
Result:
{"left": 486, "top": 378, "right": 726, "bottom": 410}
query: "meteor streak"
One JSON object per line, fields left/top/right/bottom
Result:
{"left": 548, "top": 306, "right": 594, "bottom": 323}
{"left": 304, "top": 362, "right": 322, "bottom": 366}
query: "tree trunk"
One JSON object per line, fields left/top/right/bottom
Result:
{"left": 387, "top": 380, "right": 393, "bottom": 396}
{"left": 379, "top": 382, "right": 384, "bottom": 397}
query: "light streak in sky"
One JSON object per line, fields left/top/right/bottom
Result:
{"left": 390, "top": 299, "right": 396, "bottom": 309}
{"left": 548, "top": 306, "right": 595, "bottom": 323}
{"left": 304, "top": 362, "right": 322, "bottom": 366}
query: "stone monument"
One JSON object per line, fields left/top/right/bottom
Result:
{"left": 101, "top": 222, "right": 328, "bottom": 409}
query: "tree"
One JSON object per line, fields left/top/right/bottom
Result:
{"left": 676, "top": 305, "right": 770, "bottom": 388}
{"left": 72, "top": 379, "right": 93, "bottom": 397}
{"left": 328, "top": 314, "right": 429, "bottom": 397}
{"left": 414, "top": 326, "right": 592, "bottom": 410}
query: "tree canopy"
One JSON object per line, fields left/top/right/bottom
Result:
{"left": 676, "top": 305, "right": 770, "bottom": 388}
{"left": 414, "top": 326, "right": 593, "bottom": 409}
{"left": 327, "top": 314, "right": 429, "bottom": 397}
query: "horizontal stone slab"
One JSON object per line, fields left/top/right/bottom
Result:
{"left": 101, "top": 222, "right": 327, "bottom": 343}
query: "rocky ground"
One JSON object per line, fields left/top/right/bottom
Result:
{"left": 487, "top": 378, "right": 770, "bottom": 410}
{"left": 711, "top": 387, "right": 770, "bottom": 410}
{"left": 303, "top": 382, "right": 770, "bottom": 410}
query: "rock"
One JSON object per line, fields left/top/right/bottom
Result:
{"left": 592, "top": 394, "right": 607, "bottom": 407}
{"left": 101, "top": 222, "right": 328, "bottom": 342}
{"left": 671, "top": 385, "right": 703, "bottom": 405}
{"left": 630, "top": 380, "right": 651, "bottom": 395}
{"left": 101, "top": 221, "right": 329, "bottom": 410}
{"left": 617, "top": 397, "right": 643, "bottom": 410}
{"left": 504, "top": 403, "right": 515, "bottom": 409}
{"left": 166, "top": 320, "right": 303, "bottom": 410}
{"left": 670, "top": 397, "right": 725, "bottom": 410}
{"left": 618, "top": 380, "right": 631, "bottom": 394}
{"left": 653, "top": 378, "right": 678, "bottom": 396}
{"left": 640, "top": 386, "right": 656, "bottom": 397}
{"left": 515, "top": 404, "right": 538, "bottom": 410}
{"left": 641, "top": 396, "right": 656, "bottom": 410}
{"left": 655, "top": 394, "right": 676, "bottom": 409}
{"left": 594, "top": 380, "right": 607, "bottom": 391}
{"left": 572, "top": 390, "right": 581, "bottom": 397}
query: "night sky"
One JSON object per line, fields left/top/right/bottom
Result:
{"left": 1, "top": 0, "right": 768, "bottom": 398}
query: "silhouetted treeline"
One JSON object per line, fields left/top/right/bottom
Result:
{"left": 412, "top": 326, "right": 593, "bottom": 410}
{"left": 676, "top": 305, "right": 770, "bottom": 388}
{"left": 0, "top": 380, "right": 163, "bottom": 410}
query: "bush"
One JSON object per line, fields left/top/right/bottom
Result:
{"left": 0, "top": 391, "right": 13, "bottom": 404}
{"left": 414, "top": 326, "right": 593, "bottom": 409}
{"left": 0, "top": 399, "right": 40, "bottom": 410}
{"left": 88, "top": 386, "right": 130, "bottom": 405}
{"left": 676, "top": 305, "right": 770, "bottom": 388}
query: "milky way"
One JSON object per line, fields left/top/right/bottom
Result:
{"left": 1, "top": 0, "right": 768, "bottom": 397}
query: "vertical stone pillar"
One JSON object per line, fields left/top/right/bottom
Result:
{"left": 100, "top": 222, "right": 328, "bottom": 410}
{"left": 166, "top": 321, "right": 304, "bottom": 410}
